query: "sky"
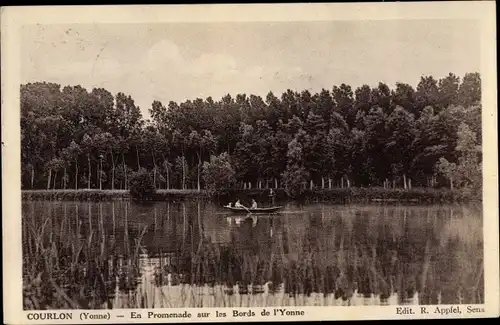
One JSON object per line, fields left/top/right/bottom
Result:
{"left": 21, "top": 20, "right": 480, "bottom": 118}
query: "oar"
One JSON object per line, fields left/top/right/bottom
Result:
{"left": 241, "top": 204, "right": 252, "bottom": 214}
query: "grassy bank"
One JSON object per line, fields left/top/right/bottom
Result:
{"left": 22, "top": 187, "right": 480, "bottom": 203}
{"left": 222, "top": 187, "right": 481, "bottom": 205}
{"left": 301, "top": 187, "right": 481, "bottom": 204}
{"left": 22, "top": 189, "right": 209, "bottom": 202}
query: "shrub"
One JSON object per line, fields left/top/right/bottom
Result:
{"left": 129, "top": 168, "right": 156, "bottom": 201}
{"left": 202, "top": 153, "right": 236, "bottom": 195}
{"left": 282, "top": 165, "right": 309, "bottom": 198}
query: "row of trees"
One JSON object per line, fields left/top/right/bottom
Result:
{"left": 21, "top": 72, "right": 482, "bottom": 195}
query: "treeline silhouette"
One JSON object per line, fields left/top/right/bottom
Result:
{"left": 21, "top": 72, "right": 482, "bottom": 193}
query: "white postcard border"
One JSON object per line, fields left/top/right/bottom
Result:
{"left": 2, "top": 2, "right": 498, "bottom": 323}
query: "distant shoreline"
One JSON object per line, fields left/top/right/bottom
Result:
{"left": 21, "top": 187, "right": 481, "bottom": 204}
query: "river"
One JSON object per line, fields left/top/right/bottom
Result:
{"left": 22, "top": 200, "right": 484, "bottom": 309}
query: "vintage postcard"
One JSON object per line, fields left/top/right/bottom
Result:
{"left": 2, "top": 2, "right": 498, "bottom": 324}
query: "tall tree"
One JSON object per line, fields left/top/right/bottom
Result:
{"left": 332, "top": 84, "right": 355, "bottom": 128}
{"left": 371, "top": 82, "right": 392, "bottom": 115}
{"left": 303, "top": 111, "right": 328, "bottom": 188}
{"left": 385, "top": 106, "right": 416, "bottom": 188}
{"left": 438, "top": 73, "right": 460, "bottom": 109}
{"left": 282, "top": 130, "right": 309, "bottom": 197}
{"left": 391, "top": 83, "right": 417, "bottom": 116}
{"left": 363, "top": 106, "right": 389, "bottom": 185}
{"left": 416, "top": 76, "right": 440, "bottom": 112}
{"left": 457, "top": 72, "right": 481, "bottom": 107}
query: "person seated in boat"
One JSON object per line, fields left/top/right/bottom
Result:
{"left": 251, "top": 199, "right": 258, "bottom": 209}
{"left": 225, "top": 202, "right": 233, "bottom": 208}
{"left": 234, "top": 200, "right": 243, "bottom": 208}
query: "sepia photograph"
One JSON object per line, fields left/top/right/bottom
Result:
{"left": 2, "top": 2, "right": 498, "bottom": 323}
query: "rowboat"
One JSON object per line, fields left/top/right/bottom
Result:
{"left": 223, "top": 206, "right": 284, "bottom": 214}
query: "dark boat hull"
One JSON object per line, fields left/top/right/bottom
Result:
{"left": 223, "top": 206, "right": 284, "bottom": 214}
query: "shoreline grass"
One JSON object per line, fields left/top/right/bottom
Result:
{"left": 22, "top": 187, "right": 481, "bottom": 203}
{"left": 22, "top": 201, "right": 483, "bottom": 309}
{"left": 21, "top": 189, "right": 210, "bottom": 202}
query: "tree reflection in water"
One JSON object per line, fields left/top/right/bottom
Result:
{"left": 22, "top": 201, "right": 483, "bottom": 309}
{"left": 151, "top": 204, "right": 483, "bottom": 307}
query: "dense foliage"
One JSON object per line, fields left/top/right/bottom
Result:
{"left": 202, "top": 153, "right": 236, "bottom": 195}
{"left": 129, "top": 168, "right": 156, "bottom": 201}
{"left": 21, "top": 72, "right": 482, "bottom": 194}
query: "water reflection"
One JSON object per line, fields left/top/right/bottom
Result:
{"left": 22, "top": 200, "right": 483, "bottom": 309}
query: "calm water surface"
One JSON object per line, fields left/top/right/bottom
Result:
{"left": 22, "top": 200, "right": 484, "bottom": 309}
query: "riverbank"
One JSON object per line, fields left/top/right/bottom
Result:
{"left": 224, "top": 187, "right": 480, "bottom": 204}
{"left": 22, "top": 187, "right": 480, "bottom": 203}
{"left": 21, "top": 189, "right": 210, "bottom": 201}
{"left": 300, "top": 187, "right": 480, "bottom": 204}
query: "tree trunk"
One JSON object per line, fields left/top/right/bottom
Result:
{"left": 31, "top": 165, "right": 35, "bottom": 189}
{"left": 408, "top": 178, "right": 412, "bottom": 190}
{"left": 347, "top": 178, "right": 350, "bottom": 188}
{"left": 341, "top": 177, "right": 344, "bottom": 189}
{"left": 111, "top": 164, "right": 115, "bottom": 190}
{"left": 75, "top": 158, "right": 78, "bottom": 190}
{"left": 99, "top": 159, "right": 102, "bottom": 190}
{"left": 110, "top": 151, "right": 115, "bottom": 190}
{"left": 275, "top": 178, "right": 278, "bottom": 189}
{"left": 166, "top": 163, "right": 170, "bottom": 190}
{"left": 63, "top": 167, "right": 67, "bottom": 189}
{"left": 328, "top": 178, "right": 332, "bottom": 189}
{"left": 321, "top": 177, "right": 325, "bottom": 189}
{"left": 53, "top": 170, "right": 57, "bottom": 189}
{"left": 182, "top": 157, "right": 186, "bottom": 190}
{"left": 403, "top": 174, "right": 407, "bottom": 190}
{"left": 122, "top": 153, "right": 127, "bottom": 190}
{"left": 153, "top": 165, "right": 157, "bottom": 189}
{"left": 135, "top": 145, "right": 141, "bottom": 170}
{"left": 197, "top": 153, "right": 201, "bottom": 191}
{"left": 310, "top": 179, "right": 313, "bottom": 190}
{"left": 450, "top": 177, "right": 454, "bottom": 190}
{"left": 151, "top": 151, "right": 157, "bottom": 189}
{"left": 88, "top": 154, "right": 91, "bottom": 189}
{"left": 46, "top": 168, "right": 52, "bottom": 190}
